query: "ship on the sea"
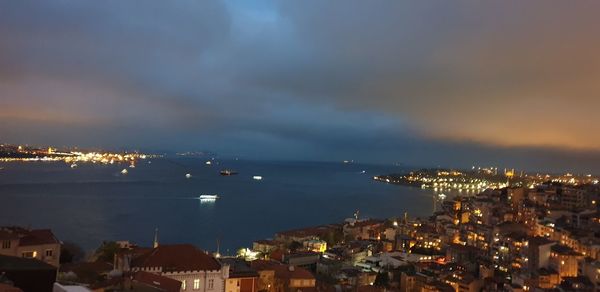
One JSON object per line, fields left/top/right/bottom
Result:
{"left": 199, "top": 194, "right": 219, "bottom": 200}
{"left": 198, "top": 194, "right": 219, "bottom": 203}
{"left": 220, "top": 169, "right": 238, "bottom": 176}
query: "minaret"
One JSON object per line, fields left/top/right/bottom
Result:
{"left": 215, "top": 238, "right": 221, "bottom": 258}
{"left": 153, "top": 228, "right": 159, "bottom": 248}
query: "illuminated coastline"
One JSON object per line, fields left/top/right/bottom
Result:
{"left": 374, "top": 167, "right": 599, "bottom": 192}
{"left": 0, "top": 143, "right": 157, "bottom": 165}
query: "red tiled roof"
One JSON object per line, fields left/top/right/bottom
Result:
{"left": 269, "top": 249, "right": 285, "bottom": 262}
{"left": 18, "top": 229, "right": 60, "bottom": 246}
{"left": 0, "top": 230, "right": 19, "bottom": 241}
{"left": 134, "top": 271, "right": 182, "bottom": 292}
{"left": 274, "top": 265, "right": 313, "bottom": 280}
{"left": 0, "top": 227, "right": 59, "bottom": 246}
{"left": 131, "top": 244, "right": 221, "bottom": 272}
{"left": 250, "top": 260, "right": 275, "bottom": 271}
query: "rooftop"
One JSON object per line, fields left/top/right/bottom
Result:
{"left": 133, "top": 271, "right": 182, "bottom": 292}
{"left": 19, "top": 229, "right": 60, "bottom": 246}
{"left": 219, "top": 258, "right": 258, "bottom": 278}
{"left": 131, "top": 244, "right": 221, "bottom": 272}
{"left": 0, "top": 227, "right": 60, "bottom": 246}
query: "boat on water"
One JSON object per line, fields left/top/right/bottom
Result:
{"left": 121, "top": 168, "right": 128, "bottom": 175}
{"left": 220, "top": 169, "right": 238, "bottom": 176}
{"left": 198, "top": 194, "right": 219, "bottom": 201}
{"left": 70, "top": 163, "right": 78, "bottom": 168}
{"left": 205, "top": 161, "right": 212, "bottom": 165}
{"left": 185, "top": 173, "right": 192, "bottom": 179}
{"left": 253, "top": 175, "right": 262, "bottom": 180}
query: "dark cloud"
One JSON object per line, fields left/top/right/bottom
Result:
{"left": 1, "top": 0, "right": 600, "bottom": 172}
{"left": 269, "top": 1, "right": 600, "bottom": 148}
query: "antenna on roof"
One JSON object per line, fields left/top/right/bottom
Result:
{"left": 153, "top": 228, "right": 159, "bottom": 248}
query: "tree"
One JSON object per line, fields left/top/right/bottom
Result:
{"left": 94, "top": 241, "right": 120, "bottom": 263}
{"left": 288, "top": 241, "right": 303, "bottom": 252}
{"left": 60, "top": 241, "right": 85, "bottom": 264}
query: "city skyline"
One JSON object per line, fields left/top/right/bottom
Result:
{"left": 2, "top": 1, "right": 600, "bottom": 172}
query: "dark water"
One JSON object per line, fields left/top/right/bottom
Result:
{"left": 0, "top": 159, "right": 435, "bottom": 254}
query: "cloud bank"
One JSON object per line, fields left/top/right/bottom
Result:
{"left": 1, "top": 0, "right": 600, "bottom": 172}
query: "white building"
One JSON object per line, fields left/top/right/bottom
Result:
{"left": 117, "top": 244, "right": 229, "bottom": 292}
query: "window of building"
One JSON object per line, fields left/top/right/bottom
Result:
{"left": 22, "top": 251, "right": 36, "bottom": 258}
{"left": 194, "top": 279, "right": 200, "bottom": 290}
{"left": 182, "top": 280, "right": 186, "bottom": 290}
{"left": 208, "top": 279, "right": 214, "bottom": 289}
{"left": 45, "top": 249, "right": 53, "bottom": 257}
{"left": 1, "top": 240, "right": 10, "bottom": 249}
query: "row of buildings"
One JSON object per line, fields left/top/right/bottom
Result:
{"left": 0, "top": 226, "right": 319, "bottom": 292}
{"left": 3, "top": 182, "right": 600, "bottom": 292}
{"left": 246, "top": 183, "right": 600, "bottom": 291}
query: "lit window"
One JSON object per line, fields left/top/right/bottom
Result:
{"left": 194, "top": 279, "right": 200, "bottom": 290}
{"left": 22, "top": 251, "right": 36, "bottom": 258}
{"left": 182, "top": 280, "right": 186, "bottom": 290}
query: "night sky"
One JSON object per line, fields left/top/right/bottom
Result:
{"left": 2, "top": 1, "right": 600, "bottom": 172}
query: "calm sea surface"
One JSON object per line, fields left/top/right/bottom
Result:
{"left": 0, "top": 159, "right": 436, "bottom": 254}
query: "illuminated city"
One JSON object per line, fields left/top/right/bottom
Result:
{"left": 2, "top": 1, "right": 600, "bottom": 292}
{"left": 0, "top": 143, "right": 153, "bottom": 165}
{"left": 374, "top": 168, "right": 600, "bottom": 193}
